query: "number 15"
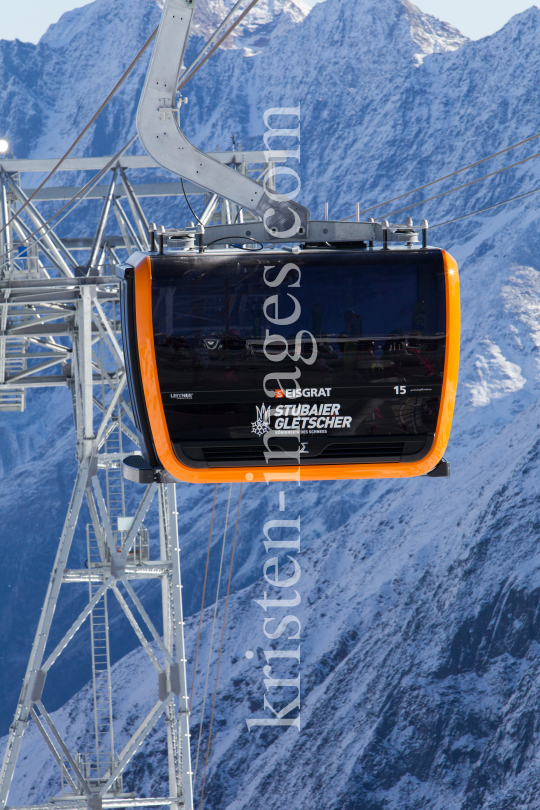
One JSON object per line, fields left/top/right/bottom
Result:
{"left": 394, "top": 385, "right": 407, "bottom": 395}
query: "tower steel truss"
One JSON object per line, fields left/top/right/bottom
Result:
{"left": 0, "top": 147, "right": 285, "bottom": 810}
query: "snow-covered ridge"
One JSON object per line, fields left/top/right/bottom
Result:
{"left": 403, "top": 0, "right": 468, "bottom": 59}
{"left": 40, "top": 0, "right": 310, "bottom": 52}
{"left": 200, "top": 0, "right": 311, "bottom": 44}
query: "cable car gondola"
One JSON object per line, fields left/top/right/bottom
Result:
{"left": 118, "top": 225, "right": 459, "bottom": 484}
{"left": 120, "top": 0, "right": 460, "bottom": 484}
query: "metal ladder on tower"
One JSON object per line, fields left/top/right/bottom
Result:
{"left": 104, "top": 410, "right": 125, "bottom": 522}
{"left": 83, "top": 331, "right": 126, "bottom": 792}
{"left": 86, "top": 523, "right": 118, "bottom": 791}
{"left": 0, "top": 176, "right": 43, "bottom": 411}
{"left": 0, "top": 310, "right": 27, "bottom": 411}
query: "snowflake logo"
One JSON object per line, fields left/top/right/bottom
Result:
{"left": 251, "top": 403, "right": 271, "bottom": 437}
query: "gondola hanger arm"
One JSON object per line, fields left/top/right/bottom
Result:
{"left": 137, "top": 0, "right": 310, "bottom": 239}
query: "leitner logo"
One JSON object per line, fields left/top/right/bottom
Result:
{"left": 252, "top": 404, "right": 271, "bottom": 437}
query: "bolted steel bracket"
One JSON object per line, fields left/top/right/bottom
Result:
{"left": 158, "top": 671, "right": 169, "bottom": 701}
{"left": 110, "top": 552, "right": 126, "bottom": 579}
{"left": 30, "top": 670, "right": 46, "bottom": 703}
{"left": 88, "top": 793, "right": 102, "bottom": 810}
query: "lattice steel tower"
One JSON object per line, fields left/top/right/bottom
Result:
{"left": 0, "top": 146, "right": 284, "bottom": 810}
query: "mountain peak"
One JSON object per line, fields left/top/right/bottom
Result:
{"left": 402, "top": 0, "right": 469, "bottom": 57}
{"left": 489, "top": 3, "right": 540, "bottom": 40}
{"left": 191, "top": 0, "right": 310, "bottom": 45}
{"left": 277, "top": 0, "right": 469, "bottom": 78}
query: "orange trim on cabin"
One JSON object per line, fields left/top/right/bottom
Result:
{"left": 133, "top": 250, "right": 460, "bottom": 484}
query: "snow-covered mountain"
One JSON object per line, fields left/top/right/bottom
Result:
{"left": 190, "top": 0, "right": 312, "bottom": 44}
{"left": 4, "top": 0, "right": 540, "bottom": 807}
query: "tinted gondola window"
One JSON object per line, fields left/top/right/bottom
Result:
{"left": 150, "top": 251, "right": 446, "bottom": 464}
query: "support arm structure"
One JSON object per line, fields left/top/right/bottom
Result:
{"left": 136, "top": 0, "right": 310, "bottom": 239}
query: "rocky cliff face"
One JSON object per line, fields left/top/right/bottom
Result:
{"left": 3, "top": 0, "right": 540, "bottom": 807}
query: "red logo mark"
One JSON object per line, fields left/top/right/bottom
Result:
{"left": 275, "top": 389, "right": 284, "bottom": 398}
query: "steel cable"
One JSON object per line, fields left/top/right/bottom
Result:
{"left": 199, "top": 484, "right": 243, "bottom": 810}
{"left": 379, "top": 148, "right": 540, "bottom": 221}
{"left": 177, "top": 0, "right": 262, "bottom": 92}
{"left": 430, "top": 182, "right": 540, "bottom": 229}
{"left": 341, "top": 129, "right": 540, "bottom": 221}
{"left": 181, "top": 177, "right": 203, "bottom": 226}
{"left": 178, "top": 0, "right": 248, "bottom": 87}
{"left": 0, "top": 29, "right": 158, "bottom": 238}
{"left": 192, "top": 484, "right": 233, "bottom": 788}
{"left": 190, "top": 485, "right": 218, "bottom": 713}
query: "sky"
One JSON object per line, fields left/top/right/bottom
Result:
{"left": 0, "top": 0, "right": 536, "bottom": 44}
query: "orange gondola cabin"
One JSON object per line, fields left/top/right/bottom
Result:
{"left": 118, "top": 235, "right": 460, "bottom": 484}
